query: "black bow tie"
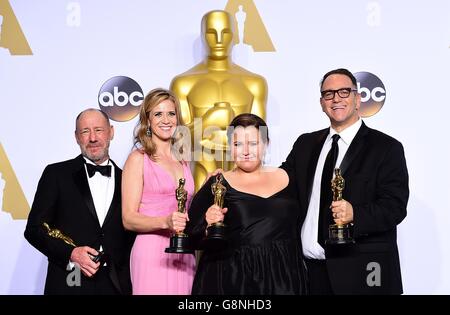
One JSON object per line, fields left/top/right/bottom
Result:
{"left": 86, "top": 163, "right": 112, "bottom": 178}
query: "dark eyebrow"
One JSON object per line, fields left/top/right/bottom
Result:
{"left": 322, "top": 87, "right": 352, "bottom": 92}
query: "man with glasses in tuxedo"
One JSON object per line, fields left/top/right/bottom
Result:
{"left": 281, "top": 68, "right": 409, "bottom": 294}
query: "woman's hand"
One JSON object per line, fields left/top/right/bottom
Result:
{"left": 166, "top": 211, "right": 189, "bottom": 233}
{"left": 205, "top": 204, "right": 228, "bottom": 226}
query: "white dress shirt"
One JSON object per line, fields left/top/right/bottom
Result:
{"left": 68, "top": 157, "right": 114, "bottom": 269}
{"left": 301, "top": 119, "right": 362, "bottom": 259}
{"left": 83, "top": 157, "right": 115, "bottom": 227}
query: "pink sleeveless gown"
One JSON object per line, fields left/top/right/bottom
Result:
{"left": 130, "top": 154, "right": 196, "bottom": 295}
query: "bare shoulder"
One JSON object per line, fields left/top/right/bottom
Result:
{"left": 124, "top": 150, "right": 145, "bottom": 168}
{"left": 130, "top": 149, "right": 145, "bottom": 160}
{"left": 262, "top": 166, "right": 281, "bottom": 174}
{"left": 263, "top": 167, "right": 289, "bottom": 182}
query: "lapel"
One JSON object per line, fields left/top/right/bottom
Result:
{"left": 306, "top": 128, "right": 329, "bottom": 206}
{"left": 340, "top": 121, "right": 369, "bottom": 176}
{"left": 72, "top": 155, "right": 100, "bottom": 225}
{"left": 102, "top": 160, "right": 121, "bottom": 228}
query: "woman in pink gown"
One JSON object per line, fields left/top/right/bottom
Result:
{"left": 122, "top": 88, "right": 195, "bottom": 295}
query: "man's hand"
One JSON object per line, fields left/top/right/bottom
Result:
{"left": 331, "top": 199, "right": 354, "bottom": 225}
{"left": 70, "top": 246, "right": 101, "bottom": 277}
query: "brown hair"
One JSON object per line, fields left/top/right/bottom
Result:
{"left": 227, "top": 113, "right": 269, "bottom": 144}
{"left": 134, "top": 88, "right": 185, "bottom": 160}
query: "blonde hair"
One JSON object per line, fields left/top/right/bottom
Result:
{"left": 134, "top": 88, "right": 186, "bottom": 161}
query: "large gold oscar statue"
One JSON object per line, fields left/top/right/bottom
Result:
{"left": 170, "top": 10, "right": 267, "bottom": 190}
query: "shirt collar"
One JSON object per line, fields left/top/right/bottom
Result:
{"left": 83, "top": 156, "right": 110, "bottom": 166}
{"left": 328, "top": 118, "right": 362, "bottom": 145}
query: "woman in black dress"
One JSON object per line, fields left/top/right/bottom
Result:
{"left": 185, "top": 113, "right": 306, "bottom": 295}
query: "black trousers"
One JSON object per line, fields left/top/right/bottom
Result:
{"left": 44, "top": 265, "right": 119, "bottom": 295}
{"left": 304, "top": 259, "right": 334, "bottom": 295}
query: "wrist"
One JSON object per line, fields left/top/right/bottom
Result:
{"left": 161, "top": 216, "right": 170, "bottom": 230}
{"left": 69, "top": 247, "right": 76, "bottom": 261}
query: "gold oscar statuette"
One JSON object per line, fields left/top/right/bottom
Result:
{"left": 43, "top": 222, "right": 76, "bottom": 247}
{"left": 43, "top": 222, "right": 104, "bottom": 262}
{"left": 165, "top": 178, "right": 194, "bottom": 254}
{"left": 170, "top": 10, "right": 268, "bottom": 191}
{"left": 325, "top": 168, "right": 355, "bottom": 245}
{"left": 203, "top": 173, "right": 228, "bottom": 249}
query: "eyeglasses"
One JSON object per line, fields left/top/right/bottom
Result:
{"left": 320, "top": 88, "right": 357, "bottom": 100}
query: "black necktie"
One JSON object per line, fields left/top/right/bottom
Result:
{"left": 318, "top": 134, "right": 340, "bottom": 247}
{"left": 86, "top": 163, "right": 112, "bottom": 178}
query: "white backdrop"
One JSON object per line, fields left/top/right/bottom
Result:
{"left": 0, "top": 0, "right": 449, "bottom": 294}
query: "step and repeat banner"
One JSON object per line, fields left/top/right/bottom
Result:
{"left": 0, "top": 0, "right": 449, "bottom": 294}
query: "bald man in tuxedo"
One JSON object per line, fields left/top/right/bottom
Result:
{"left": 25, "top": 109, "right": 134, "bottom": 294}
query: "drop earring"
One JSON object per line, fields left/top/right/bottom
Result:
{"left": 146, "top": 126, "right": 152, "bottom": 136}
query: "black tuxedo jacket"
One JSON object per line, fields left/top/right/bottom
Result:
{"left": 281, "top": 122, "right": 409, "bottom": 294}
{"left": 25, "top": 155, "right": 134, "bottom": 294}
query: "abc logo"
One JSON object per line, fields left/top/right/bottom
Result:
{"left": 98, "top": 76, "right": 143, "bottom": 122}
{"left": 354, "top": 72, "right": 386, "bottom": 117}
